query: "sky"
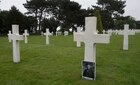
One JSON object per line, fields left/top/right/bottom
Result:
{"left": 0, "top": 0, "right": 140, "bottom": 20}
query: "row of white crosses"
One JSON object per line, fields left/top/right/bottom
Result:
{"left": 135, "top": 29, "right": 140, "bottom": 33}
{"left": 64, "top": 31, "right": 69, "bottom": 36}
{"left": 7, "top": 19, "right": 135, "bottom": 80}
{"left": 74, "top": 17, "right": 110, "bottom": 80}
{"left": 107, "top": 29, "right": 135, "bottom": 36}
{"left": 8, "top": 26, "right": 51, "bottom": 63}
{"left": 56, "top": 31, "right": 62, "bottom": 36}
{"left": 8, "top": 29, "right": 29, "bottom": 44}
{"left": 56, "top": 31, "right": 68, "bottom": 36}
{"left": 107, "top": 29, "right": 118, "bottom": 35}
{"left": 74, "top": 19, "right": 136, "bottom": 80}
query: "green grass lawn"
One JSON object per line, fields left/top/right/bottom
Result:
{"left": 0, "top": 34, "right": 140, "bottom": 85}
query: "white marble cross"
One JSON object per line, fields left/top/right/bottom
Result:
{"left": 115, "top": 30, "right": 119, "bottom": 35}
{"left": 118, "top": 24, "right": 135, "bottom": 50}
{"left": 58, "top": 31, "right": 62, "bottom": 35}
{"left": 107, "top": 29, "right": 112, "bottom": 35}
{"left": 44, "top": 29, "right": 51, "bottom": 45}
{"left": 112, "top": 30, "right": 115, "bottom": 35}
{"left": 74, "top": 17, "right": 110, "bottom": 80}
{"left": 64, "top": 31, "right": 68, "bottom": 36}
{"left": 8, "top": 25, "right": 24, "bottom": 63}
{"left": 23, "top": 30, "right": 29, "bottom": 43}
{"left": 130, "top": 29, "right": 136, "bottom": 35}
{"left": 56, "top": 31, "right": 58, "bottom": 36}
{"left": 74, "top": 27, "right": 83, "bottom": 47}
{"left": 41, "top": 31, "right": 44, "bottom": 36}
{"left": 103, "top": 30, "right": 105, "bottom": 34}
{"left": 135, "top": 29, "right": 140, "bottom": 33}
{"left": 7, "top": 30, "right": 12, "bottom": 42}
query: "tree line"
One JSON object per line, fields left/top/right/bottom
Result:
{"left": 0, "top": 0, "right": 139, "bottom": 35}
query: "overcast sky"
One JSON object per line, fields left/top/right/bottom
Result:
{"left": 0, "top": 0, "right": 140, "bottom": 20}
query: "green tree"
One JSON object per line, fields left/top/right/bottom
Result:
{"left": 8, "top": 6, "right": 24, "bottom": 24}
{"left": 0, "top": 11, "right": 9, "bottom": 33}
{"left": 54, "top": 1, "right": 82, "bottom": 31}
{"left": 114, "top": 16, "right": 136, "bottom": 29}
{"left": 44, "top": 0, "right": 86, "bottom": 31}
{"left": 23, "top": 0, "right": 47, "bottom": 33}
{"left": 0, "top": 6, "right": 25, "bottom": 34}
{"left": 8, "top": 6, "right": 25, "bottom": 32}
{"left": 95, "top": 10, "right": 103, "bottom": 34}
{"left": 92, "top": 0, "right": 126, "bottom": 30}
{"left": 41, "top": 17, "right": 59, "bottom": 34}
{"left": 23, "top": 0, "right": 90, "bottom": 33}
{"left": 22, "top": 16, "right": 37, "bottom": 33}
{"left": 136, "top": 21, "right": 140, "bottom": 29}
{"left": 97, "top": 0, "right": 126, "bottom": 17}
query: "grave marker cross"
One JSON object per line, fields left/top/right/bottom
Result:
{"left": 118, "top": 24, "right": 135, "bottom": 50}
{"left": 84, "top": 17, "right": 110, "bottom": 62}
{"left": 8, "top": 25, "right": 24, "bottom": 63}
{"left": 23, "top": 30, "right": 29, "bottom": 43}
{"left": 74, "top": 27, "right": 83, "bottom": 47}
{"left": 7, "top": 30, "right": 12, "bottom": 42}
{"left": 64, "top": 31, "right": 68, "bottom": 36}
{"left": 74, "top": 17, "right": 110, "bottom": 80}
{"left": 44, "top": 29, "right": 51, "bottom": 45}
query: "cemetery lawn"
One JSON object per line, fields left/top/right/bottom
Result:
{"left": 0, "top": 34, "right": 140, "bottom": 85}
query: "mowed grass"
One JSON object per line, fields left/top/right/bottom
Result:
{"left": 0, "top": 34, "right": 140, "bottom": 85}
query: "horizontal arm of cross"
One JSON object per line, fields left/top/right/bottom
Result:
{"left": 74, "top": 33, "right": 110, "bottom": 44}
{"left": 23, "top": 33, "right": 29, "bottom": 36}
{"left": 8, "top": 34, "right": 24, "bottom": 40}
{"left": 44, "top": 33, "right": 52, "bottom": 36}
{"left": 118, "top": 30, "right": 135, "bottom": 35}
{"left": 92, "top": 34, "right": 110, "bottom": 44}
{"left": 74, "top": 32, "right": 84, "bottom": 42}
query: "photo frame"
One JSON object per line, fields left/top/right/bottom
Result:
{"left": 82, "top": 61, "right": 96, "bottom": 80}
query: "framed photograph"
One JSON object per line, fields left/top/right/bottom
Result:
{"left": 82, "top": 61, "right": 95, "bottom": 80}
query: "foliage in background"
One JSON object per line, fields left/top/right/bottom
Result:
{"left": 136, "top": 21, "right": 140, "bottom": 29}
{"left": 23, "top": 0, "right": 89, "bottom": 34}
{"left": 92, "top": 0, "right": 126, "bottom": 30}
{"left": 0, "top": 6, "right": 25, "bottom": 33}
{"left": 1, "top": 0, "right": 140, "bottom": 35}
{"left": 95, "top": 10, "right": 103, "bottom": 33}
{"left": 41, "top": 17, "right": 59, "bottom": 34}
{"left": 114, "top": 16, "right": 136, "bottom": 29}
{"left": 0, "top": 6, "right": 37, "bottom": 34}
{"left": 0, "top": 10, "right": 9, "bottom": 33}
{"left": 23, "top": 0, "right": 47, "bottom": 34}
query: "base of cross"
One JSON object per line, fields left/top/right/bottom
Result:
{"left": 82, "top": 61, "right": 96, "bottom": 80}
